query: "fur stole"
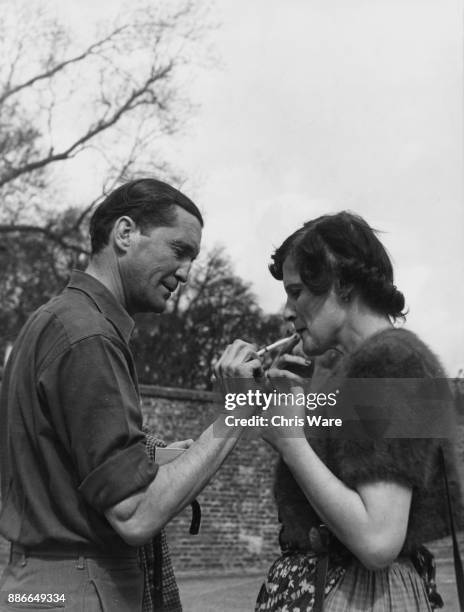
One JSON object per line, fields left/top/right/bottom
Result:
{"left": 275, "top": 328, "right": 459, "bottom": 556}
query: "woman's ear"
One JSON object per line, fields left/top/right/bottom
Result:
{"left": 336, "top": 279, "right": 353, "bottom": 303}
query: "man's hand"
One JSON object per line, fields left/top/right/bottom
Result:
{"left": 105, "top": 342, "right": 267, "bottom": 547}
{"left": 167, "top": 439, "right": 194, "bottom": 450}
{"left": 214, "top": 339, "right": 264, "bottom": 390}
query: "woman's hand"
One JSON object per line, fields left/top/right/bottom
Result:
{"left": 260, "top": 365, "right": 307, "bottom": 452}
{"left": 266, "top": 334, "right": 312, "bottom": 379}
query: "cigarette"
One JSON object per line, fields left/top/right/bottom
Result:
{"left": 257, "top": 334, "right": 298, "bottom": 357}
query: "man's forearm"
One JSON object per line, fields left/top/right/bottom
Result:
{"left": 148, "top": 419, "right": 243, "bottom": 522}
{"left": 105, "top": 412, "right": 250, "bottom": 545}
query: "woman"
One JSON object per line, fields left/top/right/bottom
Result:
{"left": 215, "top": 211, "right": 453, "bottom": 611}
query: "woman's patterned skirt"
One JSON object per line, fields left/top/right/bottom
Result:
{"left": 255, "top": 552, "right": 434, "bottom": 612}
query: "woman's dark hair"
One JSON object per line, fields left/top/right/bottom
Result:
{"left": 89, "top": 178, "right": 203, "bottom": 254}
{"left": 269, "top": 211, "right": 406, "bottom": 319}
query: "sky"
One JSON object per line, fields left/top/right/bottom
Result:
{"left": 12, "top": 0, "right": 464, "bottom": 374}
{"left": 177, "top": 0, "right": 464, "bottom": 376}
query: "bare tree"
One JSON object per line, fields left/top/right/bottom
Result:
{"left": 0, "top": 0, "right": 207, "bottom": 235}
{"left": 0, "top": 0, "right": 212, "bottom": 354}
{"left": 0, "top": 3, "right": 282, "bottom": 390}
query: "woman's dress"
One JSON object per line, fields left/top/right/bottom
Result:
{"left": 256, "top": 328, "right": 456, "bottom": 611}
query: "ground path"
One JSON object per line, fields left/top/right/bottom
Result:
{"left": 0, "top": 533, "right": 461, "bottom": 610}
{"left": 178, "top": 533, "right": 463, "bottom": 612}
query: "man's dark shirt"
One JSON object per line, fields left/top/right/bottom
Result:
{"left": 0, "top": 271, "right": 158, "bottom": 551}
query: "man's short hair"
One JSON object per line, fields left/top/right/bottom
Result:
{"left": 89, "top": 178, "right": 204, "bottom": 254}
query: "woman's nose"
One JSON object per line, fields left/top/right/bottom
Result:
{"left": 284, "top": 299, "right": 296, "bottom": 323}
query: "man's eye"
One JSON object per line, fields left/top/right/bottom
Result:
{"left": 172, "top": 245, "right": 185, "bottom": 257}
{"left": 289, "top": 290, "right": 301, "bottom": 299}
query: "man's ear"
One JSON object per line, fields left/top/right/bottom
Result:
{"left": 112, "top": 216, "right": 137, "bottom": 253}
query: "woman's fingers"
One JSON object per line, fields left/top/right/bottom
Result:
{"left": 267, "top": 367, "right": 305, "bottom": 387}
{"left": 272, "top": 354, "right": 313, "bottom": 378}
{"left": 287, "top": 333, "right": 301, "bottom": 350}
{"left": 275, "top": 354, "right": 310, "bottom": 368}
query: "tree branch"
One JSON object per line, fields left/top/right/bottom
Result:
{"left": 0, "top": 224, "right": 89, "bottom": 255}
{"left": 0, "top": 62, "right": 173, "bottom": 188}
{"left": 0, "top": 25, "right": 128, "bottom": 105}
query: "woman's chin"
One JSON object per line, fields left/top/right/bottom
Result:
{"left": 301, "top": 337, "right": 324, "bottom": 357}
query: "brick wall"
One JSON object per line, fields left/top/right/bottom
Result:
{"left": 1, "top": 382, "right": 463, "bottom": 578}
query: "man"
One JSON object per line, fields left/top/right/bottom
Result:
{"left": 0, "top": 178, "right": 260, "bottom": 611}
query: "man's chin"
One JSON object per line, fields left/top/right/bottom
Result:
{"left": 148, "top": 290, "right": 171, "bottom": 314}
{"left": 151, "top": 301, "right": 168, "bottom": 314}
{"left": 134, "top": 299, "right": 168, "bottom": 315}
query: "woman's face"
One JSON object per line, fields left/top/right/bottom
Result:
{"left": 282, "top": 256, "right": 347, "bottom": 356}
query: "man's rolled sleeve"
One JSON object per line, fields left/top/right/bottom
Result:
{"left": 79, "top": 443, "right": 158, "bottom": 510}
{"left": 38, "top": 333, "right": 158, "bottom": 511}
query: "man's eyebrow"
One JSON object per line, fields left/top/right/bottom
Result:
{"left": 171, "top": 239, "right": 199, "bottom": 259}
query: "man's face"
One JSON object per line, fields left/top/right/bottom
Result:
{"left": 120, "top": 206, "right": 202, "bottom": 314}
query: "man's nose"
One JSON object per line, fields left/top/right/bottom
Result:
{"left": 175, "top": 261, "right": 191, "bottom": 283}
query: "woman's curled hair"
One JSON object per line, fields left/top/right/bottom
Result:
{"left": 269, "top": 211, "right": 406, "bottom": 319}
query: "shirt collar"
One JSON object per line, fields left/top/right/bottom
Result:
{"left": 67, "top": 270, "right": 135, "bottom": 343}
